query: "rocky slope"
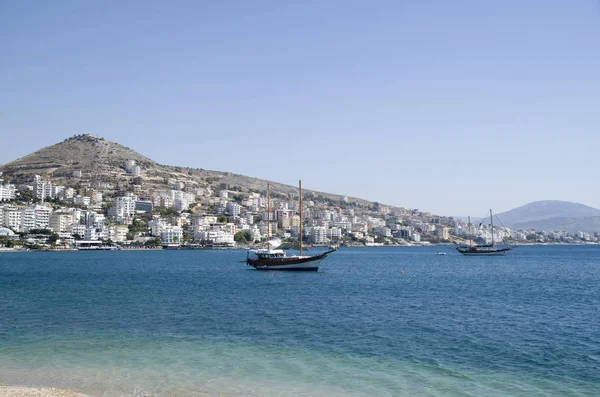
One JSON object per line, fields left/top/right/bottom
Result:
{"left": 0, "top": 134, "right": 396, "bottom": 209}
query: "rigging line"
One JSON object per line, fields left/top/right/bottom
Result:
{"left": 494, "top": 212, "right": 508, "bottom": 229}
{"left": 477, "top": 211, "right": 489, "bottom": 230}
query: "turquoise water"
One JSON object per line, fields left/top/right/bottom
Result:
{"left": 0, "top": 246, "right": 599, "bottom": 396}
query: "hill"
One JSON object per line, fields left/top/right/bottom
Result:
{"left": 1, "top": 134, "right": 158, "bottom": 177}
{"left": 510, "top": 216, "right": 600, "bottom": 234}
{"left": 495, "top": 201, "right": 600, "bottom": 233}
{"left": 0, "top": 134, "right": 394, "bottom": 210}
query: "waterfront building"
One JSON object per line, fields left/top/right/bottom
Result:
{"left": 161, "top": 226, "right": 183, "bottom": 246}
{"left": 2, "top": 206, "right": 21, "bottom": 229}
{"left": 436, "top": 227, "right": 450, "bottom": 240}
{"left": 49, "top": 212, "right": 73, "bottom": 233}
{"left": 21, "top": 205, "right": 51, "bottom": 231}
{"left": 311, "top": 226, "right": 328, "bottom": 244}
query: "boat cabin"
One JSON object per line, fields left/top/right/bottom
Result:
{"left": 250, "top": 248, "right": 286, "bottom": 259}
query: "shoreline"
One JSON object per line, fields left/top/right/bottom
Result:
{"left": 1, "top": 242, "right": 598, "bottom": 253}
{"left": 0, "top": 387, "right": 86, "bottom": 397}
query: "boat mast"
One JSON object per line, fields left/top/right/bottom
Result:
{"left": 468, "top": 216, "right": 472, "bottom": 247}
{"left": 267, "top": 184, "right": 270, "bottom": 250}
{"left": 490, "top": 209, "right": 494, "bottom": 246}
{"left": 299, "top": 180, "right": 303, "bottom": 256}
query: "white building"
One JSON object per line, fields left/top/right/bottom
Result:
{"left": 150, "top": 218, "right": 169, "bottom": 236}
{"left": 69, "top": 224, "right": 87, "bottom": 238}
{"left": 124, "top": 160, "right": 136, "bottom": 172}
{"left": 171, "top": 190, "right": 195, "bottom": 212}
{"left": 311, "top": 226, "right": 328, "bottom": 244}
{"left": 250, "top": 225, "right": 261, "bottom": 241}
{"left": 84, "top": 227, "right": 99, "bottom": 241}
{"left": 2, "top": 206, "right": 21, "bottom": 229}
{"left": 49, "top": 212, "right": 73, "bottom": 233}
{"left": 107, "top": 225, "right": 129, "bottom": 242}
{"left": 161, "top": 226, "right": 183, "bottom": 246}
{"left": 436, "top": 227, "right": 449, "bottom": 240}
{"left": 33, "top": 179, "right": 52, "bottom": 200}
{"left": 73, "top": 195, "right": 91, "bottom": 206}
{"left": 0, "top": 183, "right": 17, "bottom": 201}
{"left": 195, "top": 229, "right": 235, "bottom": 246}
{"left": 115, "top": 193, "right": 138, "bottom": 219}
{"left": 227, "top": 202, "right": 241, "bottom": 217}
{"left": 327, "top": 227, "right": 342, "bottom": 240}
{"left": 62, "top": 188, "right": 75, "bottom": 200}
{"left": 21, "top": 205, "right": 52, "bottom": 231}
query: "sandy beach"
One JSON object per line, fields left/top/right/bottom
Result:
{"left": 0, "top": 387, "right": 86, "bottom": 397}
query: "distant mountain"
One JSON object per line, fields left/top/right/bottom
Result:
{"left": 510, "top": 216, "right": 600, "bottom": 234}
{"left": 495, "top": 201, "right": 600, "bottom": 233}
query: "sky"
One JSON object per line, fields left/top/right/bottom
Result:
{"left": 1, "top": 0, "right": 599, "bottom": 216}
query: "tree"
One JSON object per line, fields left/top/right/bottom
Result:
{"left": 217, "top": 215, "right": 228, "bottom": 223}
{"left": 18, "top": 189, "right": 34, "bottom": 202}
{"left": 28, "top": 228, "right": 53, "bottom": 235}
{"left": 48, "top": 233, "right": 60, "bottom": 244}
{"left": 0, "top": 236, "right": 15, "bottom": 248}
{"left": 145, "top": 237, "right": 161, "bottom": 247}
{"left": 234, "top": 230, "right": 253, "bottom": 243}
{"left": 101, "top": 202, "right": 113, "bottom": 216}
{"left": 152, "top": 206, "right": 180, "bottom": 217}
{"left": 129, "top": 218, "right": 149, "bottom": 235}
{"left": 232, "top": 194, "right": 245, "bottom": 203}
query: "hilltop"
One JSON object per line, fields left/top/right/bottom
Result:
{"left": 1, "top": 134, "right": 157, "bottom": 177}
{"left": 495, "top": 201, "right": 600, "bottom": 233}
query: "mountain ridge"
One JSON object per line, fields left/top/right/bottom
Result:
{"left": 494, "top": 200, "right": 600, "bottom": 233}
{"left": 0, "top": 134, "right": 406, "bottom": 212}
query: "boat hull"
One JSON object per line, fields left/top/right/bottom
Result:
{"left": 456, "top": 247, "right": 512, "bottom": 256}
{"left": 247, "top": 249, "right": 335, "bottom": 271}
{"left": 252, "top": 260, "right": 322, "bottom": 271}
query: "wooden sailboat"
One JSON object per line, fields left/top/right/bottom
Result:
{"left": 456, "top": 210, "right": 512, "bottom": 256}
{"left": 246, "top": 181, "right": 337, "bottom": 270}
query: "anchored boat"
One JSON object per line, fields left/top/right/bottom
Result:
{"left": 456, "top": 210, "right": 512, "bottom": 256}
{"left": 246, "top": 180, "right": 337, "bottom": 271}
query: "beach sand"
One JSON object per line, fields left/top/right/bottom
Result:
{"left": 0, "top": 387, "right": 86, "bottom": 397}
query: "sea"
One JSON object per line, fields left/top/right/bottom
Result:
{"left": 0, "top": 246, "right": 599, "bottom": 397}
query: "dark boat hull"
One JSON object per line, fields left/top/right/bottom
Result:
{"left": 456, "top": 246, "right": 512, "bottom": 256}
{"left": 247, "top": 249, "right": 336, "bottom": 270}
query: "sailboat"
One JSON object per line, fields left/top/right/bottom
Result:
{"left": 246, "top": 181, "right": 337, "bottom": 271}
{"left": 456, "top": 210, "right": 512, "bottom": 256}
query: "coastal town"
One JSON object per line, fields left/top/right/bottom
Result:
{"left": 1, "top": 152, "right": 598, "bottom": 250}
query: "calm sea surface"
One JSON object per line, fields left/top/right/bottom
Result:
{"left": 0, "top": 246, "right": 599, "bottom": 396}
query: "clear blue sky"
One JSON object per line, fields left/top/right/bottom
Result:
{"left": 1, "top": 0, "right": 599, "bottom": 216}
